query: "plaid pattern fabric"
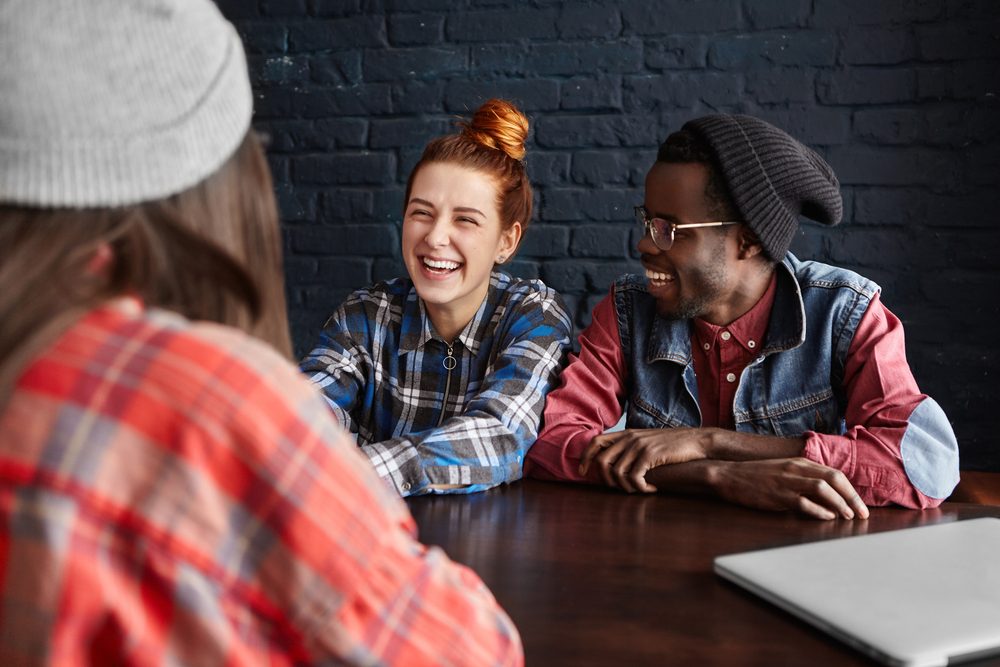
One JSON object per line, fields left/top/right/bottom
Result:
{"left": 0, "top": 300, "right": 522, "bottom": 666}
{"left": 300, "top": 272, "right": 572, "bottom": 496}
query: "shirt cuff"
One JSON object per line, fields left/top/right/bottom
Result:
{"left": 802, "top": 430, "right": 857, "bottom": 478}
{"left": 360, "top": 441, "right": 430, "bottom": 497}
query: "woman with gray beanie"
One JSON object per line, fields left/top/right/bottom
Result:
{"left": 0, "top": 1, "right": 521, "bottom": 664}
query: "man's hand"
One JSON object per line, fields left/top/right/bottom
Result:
{"left": 579, "top": 428, "right": 710, "bottom": 493}
{"left": 709, "top": 458, "right": 870, "bottom": 520}
{"left": 578, "top": 428, "right": 867, "bottom": 519}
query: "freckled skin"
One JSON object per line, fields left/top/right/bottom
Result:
{"left": 401, "top": 162, "right": 521, "bottom": 341}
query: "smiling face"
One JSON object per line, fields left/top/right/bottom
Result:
{"left": 638, "top": 161, "right": 749, "bottom": 325}
{"left": 402, "top": 161, "right": 522, "bottom": 340}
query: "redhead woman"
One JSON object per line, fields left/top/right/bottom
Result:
{"left": 301, "top": 99, "right": 572, "bottom": 496}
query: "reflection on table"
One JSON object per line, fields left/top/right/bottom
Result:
{"left": 407, "top": 480, "right": 1000, "bottom": 667}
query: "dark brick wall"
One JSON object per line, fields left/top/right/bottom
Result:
{"left": 217, "top": 0, "right": 1000, "bottom": 472}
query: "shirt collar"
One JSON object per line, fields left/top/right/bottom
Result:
{"left": 397, "top": 273, "right": 499, "bottom": 356}
{"left": 398, "top": 286, "right": 426, "bottom": 353}
{"left": 645, "top": 253, "right": 809, "bottom": 363}
{"left": 691, "top": 273, "right": 777, "bottom": 354}
{"left": 764, "top": 254, "right": 808, "bottom": 353}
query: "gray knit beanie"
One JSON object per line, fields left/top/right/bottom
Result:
{"left": 683, "top": 114, "right": 842, "bottom": 261}
{"left": 0, "top": 0, "right": 253, "bottom": 208}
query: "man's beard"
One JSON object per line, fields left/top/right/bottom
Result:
{"left": 653, "top": 248, "right": 729, "bottom": 321}
{"left": 653, "top": 273, "right": 725, "bottom": 320}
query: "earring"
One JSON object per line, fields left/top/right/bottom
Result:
{"left": 496, "top": 255, "right": 507, "bottom": 263}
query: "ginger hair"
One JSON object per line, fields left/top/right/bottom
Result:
{"left": 405, "top": 99, "right": 532, "bottom": 235}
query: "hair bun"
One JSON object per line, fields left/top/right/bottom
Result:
{"left": 461, "top": 99, "right": 529, "bottom": 161}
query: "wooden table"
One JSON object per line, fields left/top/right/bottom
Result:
{"left": 408, "top": 480, "right": 1000, "bottom": 666}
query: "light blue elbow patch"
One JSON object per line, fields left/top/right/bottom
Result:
{"left": 900, "top": 397, "right": 960, "bottom": 499}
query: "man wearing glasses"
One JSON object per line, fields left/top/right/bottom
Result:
{"left": 525, "top": 114, "right": 959, "bottom": 518}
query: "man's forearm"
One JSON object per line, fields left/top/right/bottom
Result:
{"left": 705, "top": 428, "right": 806, "bottom": 461}
{"left": 578, "top": 427, "right": 809, "bottom": 494}
{"left": 646, "top": 457, "right": 870, "bottom": 519}
{"left": 644, "top": 459, "right": 721, "bottom": 497}
{"left": 641, "top": 430, "right": 811, "bottom": 495}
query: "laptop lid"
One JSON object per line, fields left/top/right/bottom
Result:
{"left": 714, "top": 518, "right": 1000, "bottom": 667}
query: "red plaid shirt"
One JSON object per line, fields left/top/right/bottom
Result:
{"left": 0, "top": 299, "right": 522, "bottom": 666}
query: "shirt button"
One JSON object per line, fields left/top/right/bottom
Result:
{"left": 401, "top": 482, "right": 410, "bottom": 491}
{"left": 703, "top": 343, "right": 710, "bottom": 350}
{"left": 720, "top": 331, "right": 732, "bottom": 341}
{"left": 748, "top": 340, "right": 756, "bottom": 349}
{"left": 726, "top": 372, "right": 736, "bottom": 383}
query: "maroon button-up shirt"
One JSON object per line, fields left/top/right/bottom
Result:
{"left": 690, "top": 274, "right": 777, "bottom": 429}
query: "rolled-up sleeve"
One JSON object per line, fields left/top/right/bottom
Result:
{"left": 526, "top": 291, "right": 628, "bottom": 484}
{"left": 803, "top": 294, "right": 960, "bottom": 508}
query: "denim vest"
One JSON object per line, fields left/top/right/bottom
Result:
{"left": 616, "top": 253, "right": 873, "bottom": 436}
{"left": 613, "top": 252, "right": 959, "bottom": 499}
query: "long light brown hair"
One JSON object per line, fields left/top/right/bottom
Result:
{"left": 0, "top": 131, "right": 291, "bottom": 407}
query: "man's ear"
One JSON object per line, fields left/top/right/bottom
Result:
{"left": 736, "top": 226, "right": 765, "bottom": 260}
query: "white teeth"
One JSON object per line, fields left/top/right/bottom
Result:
{"left": 645, "top": 269, "right": 672, "bottom": 282}
{"left": 424, "top": 258, "right": 460, "bottom": 270}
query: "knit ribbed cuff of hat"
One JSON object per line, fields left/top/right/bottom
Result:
{"left": 0, "top": 1, "right": 252, "bottom": 208}
{"left": 684, "top": 115, "right": 842, "bottom": 262}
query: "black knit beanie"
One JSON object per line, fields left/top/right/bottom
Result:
{"left": 683, "top": 114, "right": 842, "bottom": 261}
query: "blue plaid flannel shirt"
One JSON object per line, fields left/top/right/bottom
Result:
{"left": 300, "top": 272, "right": 572, "bottom": 496}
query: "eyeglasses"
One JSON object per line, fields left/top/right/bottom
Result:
{"left": 635, "top": 206, "right": 740, "bottom": 251}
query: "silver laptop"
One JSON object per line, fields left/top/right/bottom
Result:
{"left": 714, "top": 518, "right": 1000, "bottom": 667}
